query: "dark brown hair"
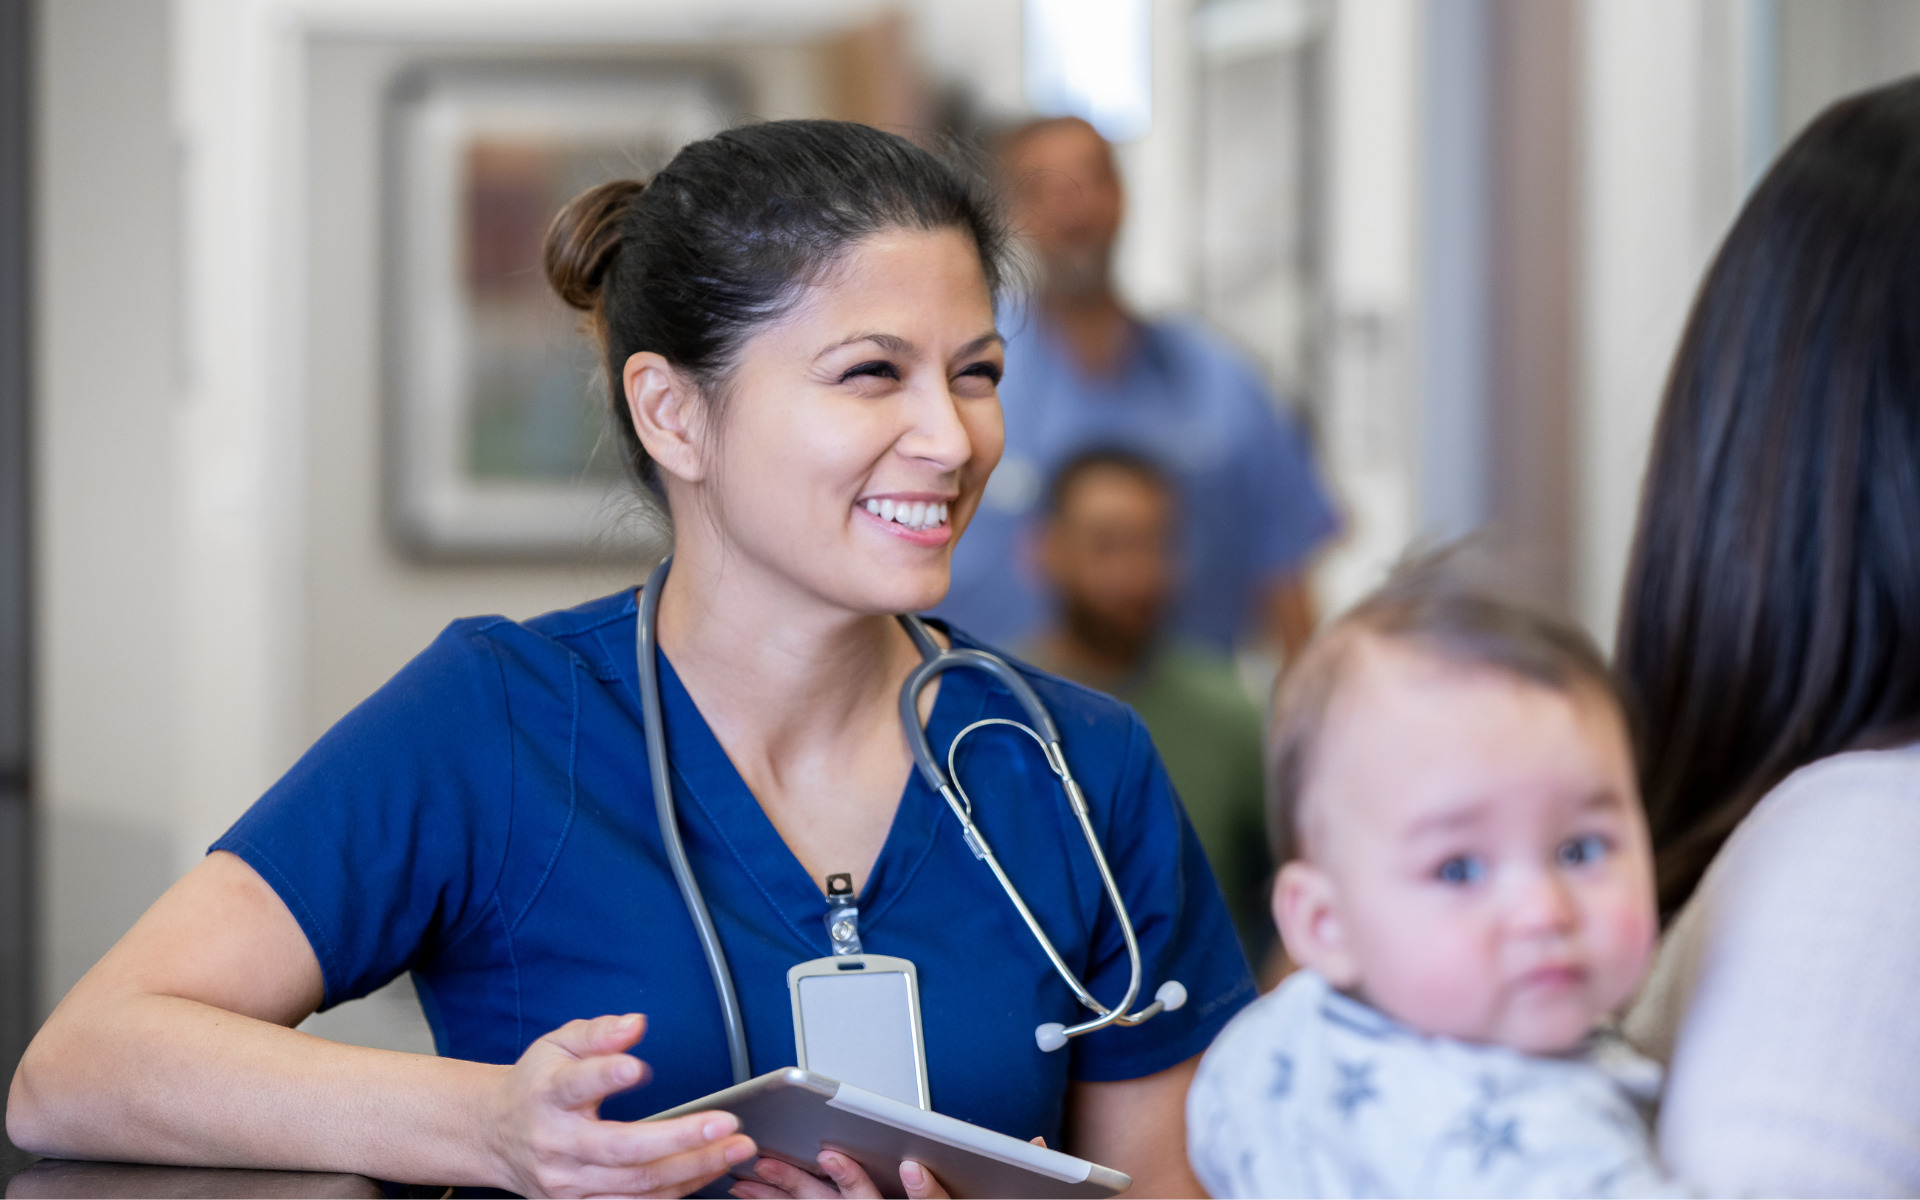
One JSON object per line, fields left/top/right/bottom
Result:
{"left": 1267, "top": 547, "right": 1621, "bottom": 867}
{"left": 542, "top": 120, "right": 1010, "bottom": 498}
{"left": 1617, "top": 78, "right": 1920, "bottom": 922}
{"left": 1043, "top": 446, "right": 1170, "bottom": 516}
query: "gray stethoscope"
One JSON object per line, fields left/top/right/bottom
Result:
{"left": 635, "top": 557, "right": 1186, "bottom": 1086}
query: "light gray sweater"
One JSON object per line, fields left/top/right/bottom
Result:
{"left": 1625, "top": 742, "right": 1920, "bottom": 1197}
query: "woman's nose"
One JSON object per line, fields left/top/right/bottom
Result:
{"left": 898, "top": 379, "right": 975, "bottom": 470}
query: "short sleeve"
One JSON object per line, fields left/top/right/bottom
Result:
{"left": 1656, "top": 752, "right": 1920, "bottom": 1195}
{"left": 1068, "top": 712, "right": 1257, "bottom": 1082}
{"left": 1227, "top": 369, "right": 1339, "bottom": 580}
{"left": 211, "top": 622, "right": 517, "bottom": 1008}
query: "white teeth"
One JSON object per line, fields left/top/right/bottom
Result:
{"left": 860, "top": 499, "right": 952, "bottom": 530}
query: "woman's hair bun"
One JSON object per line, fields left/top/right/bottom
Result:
{"left": 543, "top": 178, "right": 644, "bottom": 312}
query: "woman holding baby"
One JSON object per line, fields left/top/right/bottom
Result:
{"left": 1187, "top": 76, "right": 1920, "bottom": 1199}
{"left": 1616, "top": 76, "right": 1920, "bottom": 1194}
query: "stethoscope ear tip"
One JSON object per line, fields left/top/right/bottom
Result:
{"left": 1156, "top": 980, "right": 1188, "bottom": 1012}
{"left": 1035, "top": 1022, "right": 1069, "bottom": 1053}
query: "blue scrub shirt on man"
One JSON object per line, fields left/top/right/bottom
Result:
{"left": 938, "top": 307, "right": 1339, "bottom": 653}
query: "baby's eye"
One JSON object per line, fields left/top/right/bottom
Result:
{"left": 1436, "top": 855, "right": 1486, "bottom": 886}
{"left": 1558, "top": 833, "right": 1610, "bottom": 867}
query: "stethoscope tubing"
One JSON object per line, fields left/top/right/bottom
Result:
{"left": 637, "top": 556, "right": 754, "bottom": 1085}
{"left": 902, "top": 642, "right": 1164, "bottom": 1043}
{"left": 639, "top": 554, "right": 1174, "bottom": 1087}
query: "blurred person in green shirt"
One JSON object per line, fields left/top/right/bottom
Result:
{"left": 1022, "top": 449, "right": 1275, "bottom": 966}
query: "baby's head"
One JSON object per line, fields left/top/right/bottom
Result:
{"left": 1269, "top": 553, "right": 1657, "bottom": 1055}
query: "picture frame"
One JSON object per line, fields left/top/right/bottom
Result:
{"left": 383, "top": 60, "right": 739, "bottom": 559}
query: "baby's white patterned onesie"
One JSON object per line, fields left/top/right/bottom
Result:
{"left": 1186, "top": 970, "right": 1686, "bottom": 1198}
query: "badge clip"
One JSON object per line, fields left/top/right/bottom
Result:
{"left": 824, "top": 872, "right": 862, "bottom": 956}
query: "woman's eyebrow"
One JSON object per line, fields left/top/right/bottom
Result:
{"left": 813, "top": 330, "right": 1004, "bottom": 361}
{"left": 815, "top": 332, "right": 914, "bottom": 359}
{"left": 954, "top": 331, "right": 1005, "bottom": 358}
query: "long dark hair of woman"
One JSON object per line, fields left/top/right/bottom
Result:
{"left": 1618, "top": 76, "right": 1920, "bottom": 923}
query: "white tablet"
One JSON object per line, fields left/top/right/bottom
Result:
{"left": 648, "top": 1068, "right": 1132, "bottom": 1199}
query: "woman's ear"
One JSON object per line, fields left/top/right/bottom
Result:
{"left": 1274, "top": 860, "right": 1359, "bottom": 988}
{"left": 623, "top": 351, "right": 708, "bottom": 485}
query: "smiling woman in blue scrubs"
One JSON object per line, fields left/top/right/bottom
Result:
{"left": 8, "top": 121, "right": 1255, "bottom": 1198}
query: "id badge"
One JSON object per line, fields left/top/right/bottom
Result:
{"left": 786, "top": 872, "right": 931, "bottom": 1110}
{"left": 787, "top": 953, "right": 931, "bottom": 1110}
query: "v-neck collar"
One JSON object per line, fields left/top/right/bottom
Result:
{"left": 635, "top": 623, "right": 995, "bottom": 958}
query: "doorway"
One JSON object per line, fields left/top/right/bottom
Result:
{"left": 0, "top": 0, "right": 36, "bottom": 1174}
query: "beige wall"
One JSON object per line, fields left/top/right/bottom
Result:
{"left": 1780, "top": 0, "right": 1920, "bottom": 142}
{"left": 1576, "top": 0, "right": 1746, "bottom": 643}
{"left": 34, "top": 0, "right": 180, "bottom": 1012}
{"left": 1315, "top": 0, "right": 1421, "bottom": 617}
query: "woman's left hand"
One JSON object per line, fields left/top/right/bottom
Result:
{"left": 728, "top": 1151, "right": 949, "bottom": 1200}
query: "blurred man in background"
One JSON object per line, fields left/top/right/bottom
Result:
{"left": 938, "top": 115, "right": 1339, "bottom": 663}
{"left": 1024, "top": 449, "right": 1272, "bottom": 963}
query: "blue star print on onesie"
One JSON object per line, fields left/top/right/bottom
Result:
{"left": 1185, "top": 970, "right": 1689, "bottom": 1197}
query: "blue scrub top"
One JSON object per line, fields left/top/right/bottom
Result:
{"left": 213, "top": 589, "right": 1256, "bottom": 1144}
{"left": 937, "top": 306, "right": 1340, "bottom": 653}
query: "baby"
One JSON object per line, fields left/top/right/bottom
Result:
{"left": 1187, "top": 554, "right": 1682, "bottom": 1197}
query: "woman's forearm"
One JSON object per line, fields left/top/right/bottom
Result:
{"left": 10, "top": 855, "right": 755, "bottom": 1198}
{"left": 10, "top": 989, "right": 512, "bottom": 1187}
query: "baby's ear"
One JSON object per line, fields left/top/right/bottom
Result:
{"left": 1274, "top": 862, "right": 1359, "bottom": 988}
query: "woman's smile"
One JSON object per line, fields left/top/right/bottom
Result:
{"left": 859, "top": 493, "right": 955, "bottom": 545}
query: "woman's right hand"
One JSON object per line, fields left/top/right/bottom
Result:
{"left": 493, "top": 1013, "right": 757, "bottom": 1198}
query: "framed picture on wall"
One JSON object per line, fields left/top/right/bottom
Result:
{"left": 384, "top": 61, "right": 738, "bottom": 559}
